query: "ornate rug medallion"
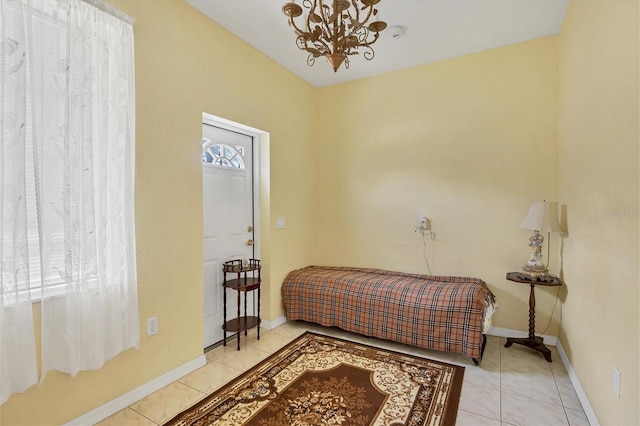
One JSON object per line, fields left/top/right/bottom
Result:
{"left": 165, "top": 332, "right": 464, "bottom": 426}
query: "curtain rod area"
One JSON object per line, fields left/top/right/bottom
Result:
{"left": 82, "top": 0, "right": 135, "bottom": 25}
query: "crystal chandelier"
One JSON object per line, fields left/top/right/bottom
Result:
{"left": 282, "top": 0, "right": 388, "bottom": 72}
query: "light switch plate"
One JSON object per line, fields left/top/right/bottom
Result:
{"left": 276, "top": 217, "right": 285, "bottom": 229}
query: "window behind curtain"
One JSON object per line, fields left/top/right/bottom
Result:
{"left": 1, "top": 0, "right": 138, "bottom": 400}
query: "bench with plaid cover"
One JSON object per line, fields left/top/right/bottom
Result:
{"left": 282, "top": 265, "right": 497, "bottom": 360}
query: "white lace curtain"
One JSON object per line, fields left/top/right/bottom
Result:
{"left": 1, "top": 0, "right": 138, "bottom": 404}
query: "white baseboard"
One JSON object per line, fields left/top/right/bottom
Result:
{"left": 262, "top": 315, "right": 286, "bottom": 330}
{"left": 556, "top": 340, "right": 599, "bottom": 426}
{"left": 68, "top": 317, "right": 288, "bottom": 424}
{"left": 487, "top": 327, "right": 597, "bottom": 426}
{"left": 65, "top": 355, "right": 206, "bottom": 426}
{"left": 487, "top": 326, "right": 557, "bottom": 346}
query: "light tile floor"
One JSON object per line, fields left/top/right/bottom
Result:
{"left": 96, "top": 321, "right": 590, "bottom": 426}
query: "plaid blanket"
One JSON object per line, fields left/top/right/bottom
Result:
{"left": 282, "top": 266, "right": 497, "bottom": 359}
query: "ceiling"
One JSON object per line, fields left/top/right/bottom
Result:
{"left": 185, "top": 0, "right": 570, "bottom": 88}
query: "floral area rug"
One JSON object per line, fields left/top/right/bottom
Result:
{"left": 165, "top": 332, "right": 464, "bottom": 426}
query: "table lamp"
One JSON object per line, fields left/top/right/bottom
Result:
{"left": 520, "top": 201, "right": 562, "bottom": 278}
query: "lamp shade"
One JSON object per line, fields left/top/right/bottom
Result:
{"left": 520, "top": 201, "right": 562, "bottom": 232}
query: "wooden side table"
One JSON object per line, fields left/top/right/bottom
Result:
{"left": 222, "top": 259, "right": 261, "bottom": 351}
{"left": 504, "top": 272, "right": 562, "bottom": 362}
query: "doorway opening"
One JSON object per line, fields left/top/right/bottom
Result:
{"left": 201, "top": 113, "right": 265, "bottom": 349}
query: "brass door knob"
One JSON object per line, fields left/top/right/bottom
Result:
{"left": 246, "top": 239, "right": 254, "bottom": 246}
{"left": 247, "top": 225, "right": 253, "bottom": 232}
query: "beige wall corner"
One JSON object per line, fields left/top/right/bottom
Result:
{"left": 558, "top": 1, "right": 640, "bottom": 424}
{"left": 314, "top": 37, "right": 560, "bottom": 334}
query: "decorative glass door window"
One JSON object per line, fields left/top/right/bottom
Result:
{"left": 202, "top": 139, "right": 246, "bottom": 169}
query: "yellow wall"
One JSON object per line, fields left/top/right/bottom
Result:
{"left": 4, "top": 0, "right": 638, "bottom": 424}
{"left": 558, "top": 1, "right": 639, "bottom": 424}
{"left": 315, "top": 37, "right": 560, "bottom": 333}
{"left": 0, "top": 0, "right": 316, "bottom": 424}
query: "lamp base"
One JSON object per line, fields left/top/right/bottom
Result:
{"left": 520, "top": 265, "right": 551, "bottom": 279}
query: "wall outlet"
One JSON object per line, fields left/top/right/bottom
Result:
{"left": 612, "top": 366, "right": 621, "bottom": 398}
{"left": 419, "top": 216, "right": 429, "bottom": 230}
{"left": 147, "top": 317, "right": 158, "bottom": 336}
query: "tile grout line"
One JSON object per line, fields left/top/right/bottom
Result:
{"left": 500, "top": 340, "right": 585, "bottom": 425}
{"left": 499, "top": 336, "right": 503, "bottom": 425}
{"left": 127, "top": 406, "right": 161, "bottom": 426}
{"left": 550, "top": 359, "right": 576, "bottom": 425}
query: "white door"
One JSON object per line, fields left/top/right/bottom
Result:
{"left": 202, "top": 123, "right": 255, "bottom": 348}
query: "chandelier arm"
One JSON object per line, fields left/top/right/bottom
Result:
{"left": 348, "top": 0, "right": 362, "bottom": 27}
{"left": 319, "top": 0, "right": 335, "bottom": 49}
{"left": 308, "top": 41, "right": 332, "bottom": 55}
{"left": 355, "top": 30, "right": 381, "bottom": 48}
{"left": 362, "top": 44, "right": 375, "bottom": 60}
{"left": 348, "top": 2, "right": 371, "bottom": 32}
{"left": 354, "top": 26, "right": 369, "bottom": 43}
{"left": 285, "top": 5, "right": 311, "bottom": 41}
{"left": 306, "top": 54, "right": 316, "bottom": 67}
{"left": 295, "top": 35, "right": 310, "bottom": 52}
{"left": 342, "top": 4, "right": 377, "bottom": 49}
{"left": 287, "top": 0, "right": 332, "bottom": 56}
{"left": 313, "top": 24, "right": 333, "bottom": 55}
{"left": 305, "top": 0, "right": 333, "bottom": 55}
{"left": 306, "top": 0, "right": 317, "bottom": 33}
{"left": 287, "top": 18, "right": 307, "bottom": 37}
{"left": 332, "top": 2, "right": 341, "bottom": 54}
